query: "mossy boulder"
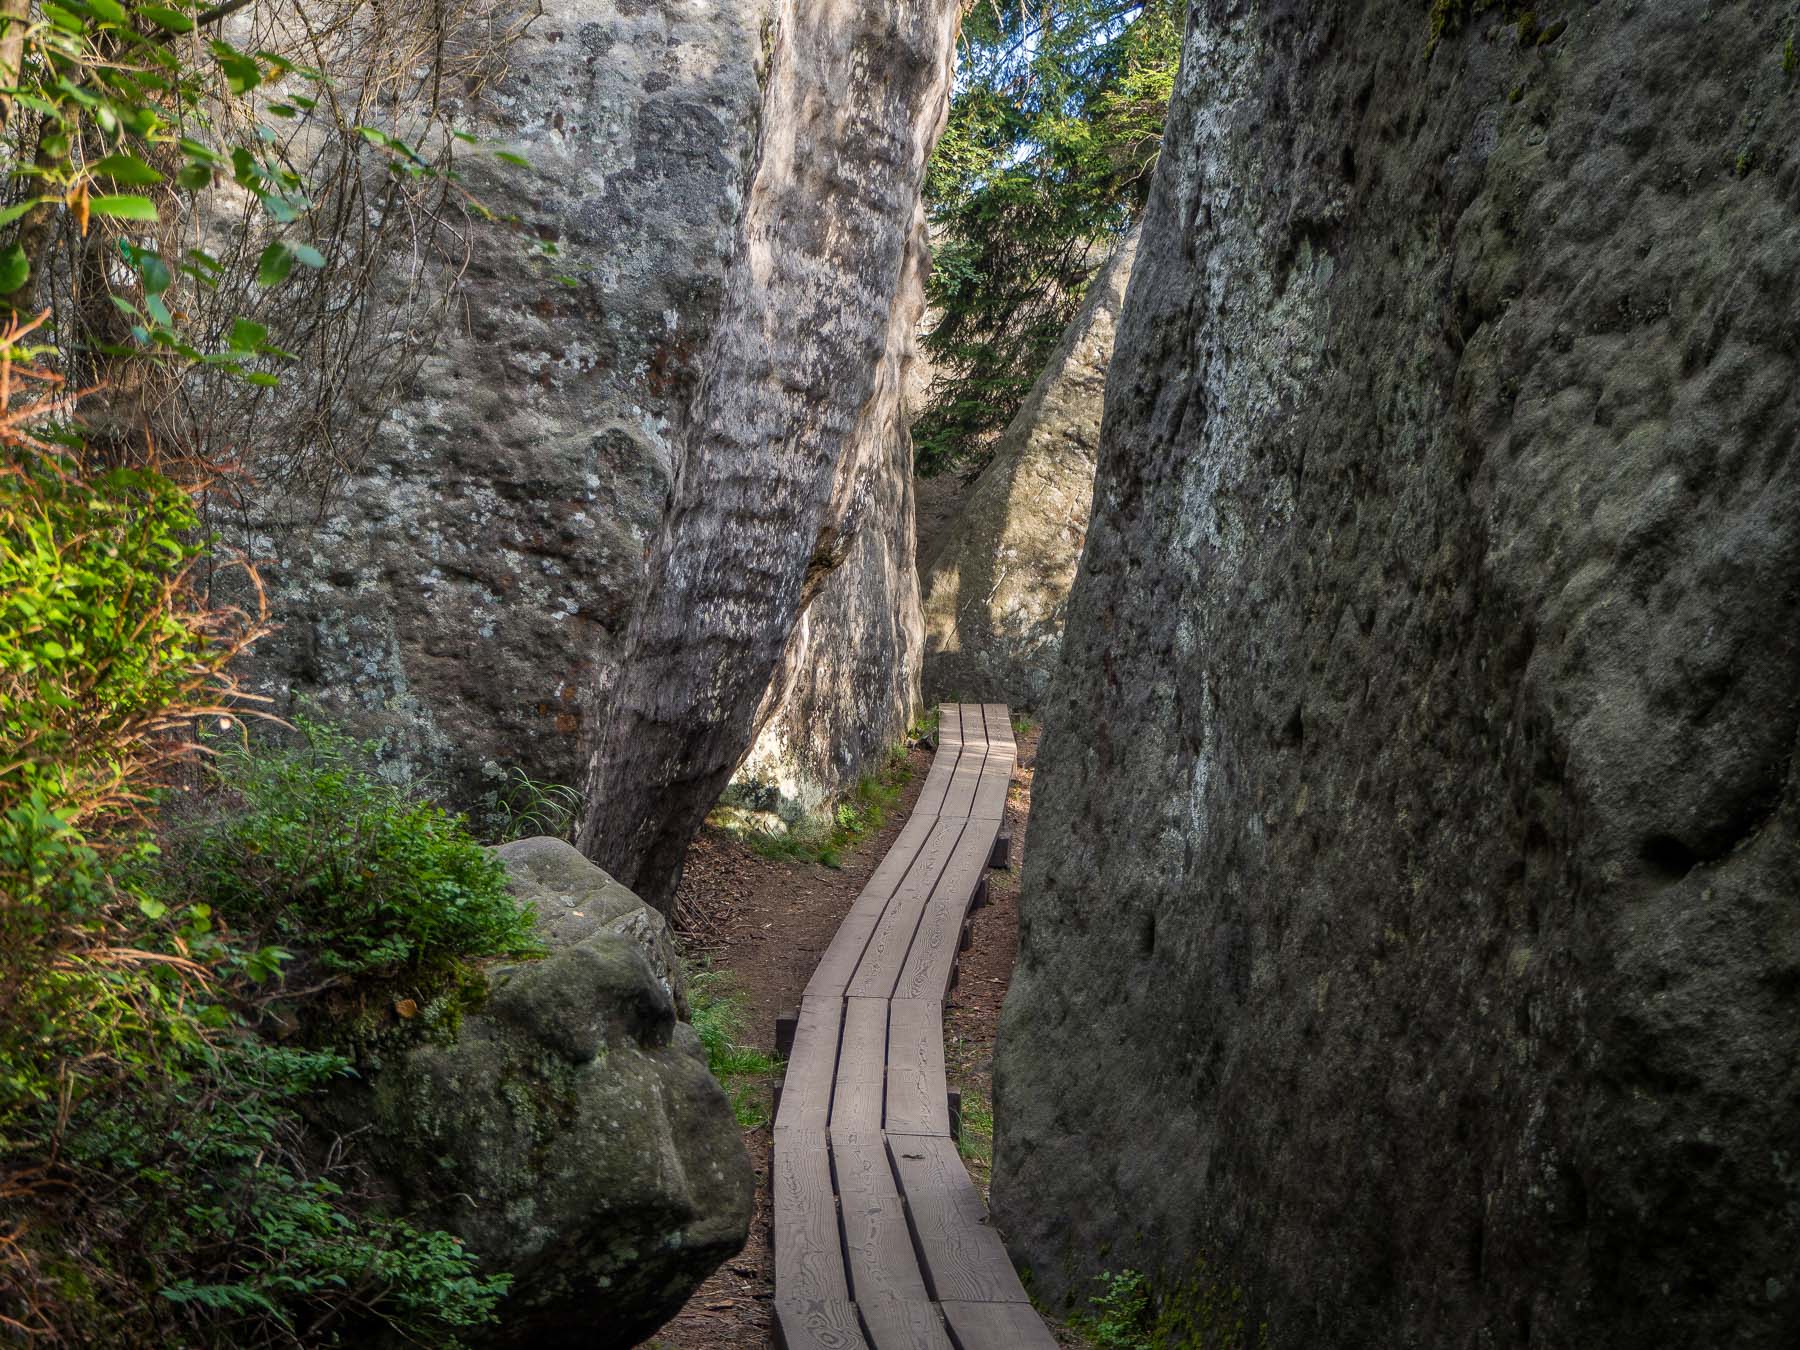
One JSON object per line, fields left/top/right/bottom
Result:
{"left": 344, "top": 838, "right": 752, "bottom": 1347}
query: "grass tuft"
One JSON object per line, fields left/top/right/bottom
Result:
{"left": 688, "top": 968, "right": 782, "bottom": 1128}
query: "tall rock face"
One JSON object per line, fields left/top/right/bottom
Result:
{"left": 577, "top": 0, "right": 959, "bottom": 906}
{"left": 993, "top": 5, "right": 1800, "bottom": 1348}
{"left": 233, "top": 0, "right": 771, "bottom": 807}
{"left": 731, "top": 213, "right": 930, "bottom": 818}
{"left": 918, "top": 227, "right": 1137, "bottom": 708}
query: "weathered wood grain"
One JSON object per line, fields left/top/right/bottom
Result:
{"left": 775, "top": 996, "right": 844, "bottom": 1138}
{"left": 775, "top": 1296, "right": 870, "bottom": 1350}
{"left": 939, "top": 745, "right": 988, "bottom": 819}
{"left": 830, "top": 997, "right": 890, "bottom": 1146}
{"left": 773, "top": 1128, "right": 850, "bottom": 1303}
{"left": 886, "top": 1134, "right": 1031, "bottom": 1304}
{"left": 807, "top": 812, "right": 937, "bottom": 999}
{"left": 837, "top": 1142, "right": 954, "bottom": 1349}
{"left": 884, "top": 998, "right": 950, "bottom": 1135}
{"left": 846, "top": 818, "right": 966, "bottom": 999}
{"left": 939, "top": 1299, "right": 1060, "bottom": 1350}
{"left": 969, "top": 751, "right": 1013, "bottom": 822}
{"left": 892, "top": 825, "right": 994, "bottom": 1004}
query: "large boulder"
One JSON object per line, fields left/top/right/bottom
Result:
{"left": 347, "top": 837, "right": 752, "bottom": 1348}
{"left": 918, "top": 227, "right": 1137, "bottom": 708}
{"left": 994, "top": 4, "right": 1800, "bottom": 1348}
{"left": 231, "top": 0, "right": 773, "bottom": 810}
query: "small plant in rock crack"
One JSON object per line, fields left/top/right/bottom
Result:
{"left": 1074, "top": 1269, "right": 1154, "bottom": 1350}
{"left": 481, "top": 766, "right": 585, "bottom": 843}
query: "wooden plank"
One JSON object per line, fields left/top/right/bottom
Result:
{"left": 969, "top": 751, "right": 1013, "bottom": 822}
{"left": 939, "top": 1300, "right": 1059, "bottom": 1350}
{"left": 958, "top": 703, "right": 988, "bottom": 748}
{"left": 979, "top": 703, "right": 1015, "bottom": 750}
{"left": 836, "top": 1143, "right": 953, "bottom": 1350}
{"left": 806, "top": 910, "right": 883, "bottom": 1000}
{"left": 847, "top": 819, "right": 967, "bottom": 999}
{"left": 771, "top": 1128, "right": 850, "bottom": 1303}
{"left": 775, "top": 997, "right": 844, "bottom": 1138}
{"left": 887, "top": 1134, "right": 1031, "bottom": 1304}
{"left": 937, "top": 703, "right": 962, "bottom": 748}
{"left": 829, "top": 997, "right": 889, "bottom": 1146}
{"left": 775, "top": 1297, "right": 869, "bottom": 1350}
{"left": 860, "top": 810, "right": 939, "bottom": 904}
{"left": 806, "top": 812, "right": 937, "bottom": 999}
{"left": 914, "top": 746, "right": 959, "bottom": 817}
{"left": 893, "top": 827, "right": 994, "bottom": 1004}
{"left": 884, "top": 998, "right": 950, "bottom": 1136}
{"left": 914, "top": 750, "right": 959, "bottom": 817}
{"left": 938, "top": 745, "right": 988, "bottom": 819}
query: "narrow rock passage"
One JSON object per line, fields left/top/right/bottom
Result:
{"left": 769, "top": 704, "right": 1054, "bottom": 1350}
{"left": 647, "top": 710, "right": 1069, "bottom": 1349}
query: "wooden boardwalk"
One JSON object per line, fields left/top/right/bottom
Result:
{"left": 771, "top": 704, "right": 1057, "bottom": 1350}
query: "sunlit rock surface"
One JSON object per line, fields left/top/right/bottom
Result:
{"left": 918, "top": 227, "right": 1137, "bottom": 709}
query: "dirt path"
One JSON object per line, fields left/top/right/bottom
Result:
{"left": 642, "top": 727, "right": 1074, "bottom": 1349}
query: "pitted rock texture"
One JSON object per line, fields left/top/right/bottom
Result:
{"left": 233, "top": 0, "right": 770, "bottom": 809}
{"left": 732, "top": 211, "right": 930, "bottom": 818}
{"left": 578, "top": 0, "right": 959, "bottom": 907}
{"left": 993, "top": 5, "right": 1800, "bottom": 1348}
{"left": 919, "top": 226, "right": 1136, "bottom": 709}
{"left": 346, "top": 838, "right": 751, "bottom": 1348}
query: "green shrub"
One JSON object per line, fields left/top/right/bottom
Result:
{"left": 688, "top": 968, "right": 781, "bottom": 1128}
{"left": 1068, "top": 1261, "right": 1271, "bottom": 1350}
{"left": 1074, "top": 1269, "right": 1154, "bottom": 1350}
{"left": 0, "top": 412, "right": 256, "bottom": 1147}
{"left": 64, "top": 1037, "right": 508, "bottom": 1345}
{"left": 171, "top": 721, "right": 540, "bottom": 982}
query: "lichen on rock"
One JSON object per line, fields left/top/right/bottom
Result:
{"left": 336, "top": 837, "right": 751, "bottom": 1348}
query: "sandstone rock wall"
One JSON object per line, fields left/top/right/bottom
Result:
{"left": 993, "top": 4, "right": 1800, "bottom": 1347}
{"left": 731, "top": 212, "right": 930, "bottom": 818}
{"left": 577, "top": 0, "right": 960, "bottom": 906}
{"left": 233, "top": 0, "right": 771, "bottom": 808}
{"left": 918, "top": 226, "right": 1137, "bottom": 708}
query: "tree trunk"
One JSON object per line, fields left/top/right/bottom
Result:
{"left": 576, "top": 0, "right": 958, "bottom": 908}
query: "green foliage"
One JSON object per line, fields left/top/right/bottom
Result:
{"left": 63, "top": 1037, "right": 508, "bottom": 1345}
{"left": 1074, "top": 1269, "right": 1154, "bottom": 1350}
{"left": 1068, "top": 1262, "right": 1271, "bottom": 1350}
{"left": 0, "top": 406, "right": 254, "bottom": 1146}
{"left": 917, "top": 0, "right": 1181, "bottom": 475}
{"left": 168, "top": 720, "right": 541, "bottom": 982}
{"left": 687, "top": 969, "right": 781, "bottom": 1129}
{"left": 954, "top": 1081, "right": 995, "bottom": 1173}
{"left": 479, "top": 765, "right": 585, "bottom": 843}
{"left": 0, "top": 3, "right": 537, "bottom": 1340}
